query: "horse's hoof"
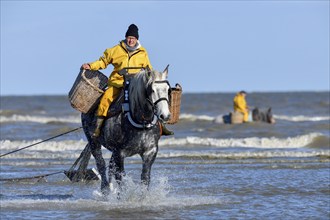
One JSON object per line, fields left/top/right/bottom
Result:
{"left": 101, "top": 186, "right": 110, "bottom": 196}
{"left": 101, "top": 180, "right": 110, "bottom": 196}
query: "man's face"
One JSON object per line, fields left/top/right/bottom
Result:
{"left": 126, "top": 36, "right": 138, "bottom": 47}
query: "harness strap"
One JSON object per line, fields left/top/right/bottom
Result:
{"left": 158, "top": 121, "right": 162, "bottom": 136}
{"left": 121, "top": 71, "right": 169, "bottom": 129}
{"left": 126, "top": 112, "right": 158, "bottom": 129}
{"left": 154, "top": 97, "right": 169, "bottom": 105}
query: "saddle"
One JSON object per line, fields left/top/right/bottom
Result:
{"left": 106, "top": 89, "right": 125, "bottom": 118}
{"left": 105, "top": 69, "right": 138, "bottom": 118}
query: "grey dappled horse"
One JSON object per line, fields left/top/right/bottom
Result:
{"left": 81, "top": 66, "right": 171, "bottom": 195}
{"left": 221, "top": 107, "right": 275, "bottom": 124}
{"left": 252, "top": 107, "right": 275, "bottom": 124}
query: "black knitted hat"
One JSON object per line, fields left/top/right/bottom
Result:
{"left": 125, "top": 24, "right": 139, "bottom": 39}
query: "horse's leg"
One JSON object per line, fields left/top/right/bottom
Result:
{"left": 141, "top": 147, "right": 158, "bottom": 187}
{"left": 90, "top": 141, "right": 109, "bottom": 195}
{"left": 108, "top": 152, "right": 125, "bottom": 199}
{"left": 109, "top": 151, "right": 125, "bottom": 187}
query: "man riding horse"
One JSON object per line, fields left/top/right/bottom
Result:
{"left": 81, "top": 24, "right": 173, "bottom": 137}
{"left": 233, "top": 90, "right": 250, "bottom": 122}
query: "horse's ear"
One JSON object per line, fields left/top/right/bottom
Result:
{"left": 267, "top": 108, "right": 272, "bottom": 113}
{"left": 146, "top": 65, "right": 151, "bottom": 73}
{"left": 163, "top": 64, "right": 169, "bottom": 78}
{"left": 145, "top": 66, "right": 152, "bottom": 79}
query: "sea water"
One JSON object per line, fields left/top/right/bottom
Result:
{"left": 0, "top": 92, "right": 329, "bottom": 219}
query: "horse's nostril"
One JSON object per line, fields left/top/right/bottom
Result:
{"left": 163, "top": 114, "right": 170, "bottom": 121}
{"left": 160, "top": 114, "right": 170, "bottom": 121}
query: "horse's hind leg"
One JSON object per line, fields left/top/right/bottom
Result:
{"left": 90, "top": 141, "right": 109, "bottom": 195}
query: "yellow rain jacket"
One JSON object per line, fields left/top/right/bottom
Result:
{"left": 88, "top": 41, "right": 152, "bottom": 117}
{"left": 233, "top": 93, "right": 249, "bottom": 122}
{"left": 89, "top": 41, "right": 152, "bottom": 88}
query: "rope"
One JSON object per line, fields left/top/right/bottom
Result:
{"left": 0, "top": 127, "right": 83, "bottom": 158}
{"left": 0, "top": 171, "right": 64, "bottom": 182}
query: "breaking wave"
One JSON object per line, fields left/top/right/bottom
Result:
{"left": 274, "top": 115, "right": 330, "bottom": 122}
{"left": 1, "top": 133, "right": 328, "bottom": 159}
{"left": 0, "top": 114, "right": 80, "bottom": 124}
{"left": 161, "top": 133, "right": 329, "bottom": 148}
{"left": 1, "top": 113, "right": 329, "bottom": 124}
{"left": 180, "top": 113, "right": 330, "bottom": 122}
{"left": 158, "top": 150, "right": 329, "bottom": 160}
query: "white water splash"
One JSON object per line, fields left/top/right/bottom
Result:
{"left": 0, "top": 175, "right": 222, "bottom": 211}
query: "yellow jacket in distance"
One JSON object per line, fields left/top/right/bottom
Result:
{"left": 233, "top": 93, "right": 248, "bottom": 115}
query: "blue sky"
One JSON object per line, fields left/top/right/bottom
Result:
{"left": 1, "top": 1, "right": 329, "bottom": 95}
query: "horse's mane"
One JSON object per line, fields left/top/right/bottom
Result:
{"left": 128, "top": 69, "right": 162, "bottom": 116}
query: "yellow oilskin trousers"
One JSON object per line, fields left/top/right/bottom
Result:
{"left": 233, "top": 93, "right": 249, "bottom": 122}
{"left": 97, "top": 86, "right": 121, "bottom": 117}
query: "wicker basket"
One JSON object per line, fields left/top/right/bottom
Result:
{"left": 231, "top": 111, "right": 244, "bottom": 124}
{"left": 168, "top": 83, "right": 182, "bottom": 124}
{"left": 68, "top": 69, "right": 108, "bottom": 113}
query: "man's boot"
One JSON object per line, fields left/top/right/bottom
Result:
{"left": 161, "top": 122, "right": 174, "bottom": 136}
{"left": 92, "top": 117, "right": 105, "bottom": 138}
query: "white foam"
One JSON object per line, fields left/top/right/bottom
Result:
{"left": 157, "top": 149, "right": 330, "bottom": 159}
{"left": 274, "top": 115, "right": 330, "bottom": 122}
{"left": 0, "top": 133, "right": 327, "bottom": 160}
{"left": 0, "top": 114, "right": 80, "bottom": 124}
{"left": 160, "top": 133, "right": 324, "bottom": 148}
{"left": 0, "top": 139, "right": 87, "bottom": 152}
{"left": 179, "top": 113, "right": 214, "bottom": 121}
{"left": 179, "top": 113, "right": 330, "bottom": 122}
{"left": 1, "top": 112, "right": 328, "bottom": 124}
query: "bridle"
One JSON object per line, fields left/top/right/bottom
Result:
{"left": 124, "top": 74, "right": 171, "bottom": 129}
{"left": 148, "top": 80, "right": 172, "bottom": 107}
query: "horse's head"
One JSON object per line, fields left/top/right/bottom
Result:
{"left": 129, "top": 65, "right": 171, "bottom": 124}
{"left": 266, "top": 108, "right": 276, "bottom": 124}
{"left": 252, "top": 107, "right": 276, "bottom": 124}
{"left": 146, "top": 65, "right": 171, "bottom": 122}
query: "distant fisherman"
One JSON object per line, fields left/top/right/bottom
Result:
{"left": 233, "top": 90, "right": 250, "bottom": 122}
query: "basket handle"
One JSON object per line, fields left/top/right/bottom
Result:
{"left": 173, "top": 83, "right": 182, "bottom": 91}
{"left": 81, "top": 70, "right": 105, "bottom": 94}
